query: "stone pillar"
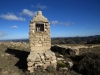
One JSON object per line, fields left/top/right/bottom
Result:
{"left": 27, "top": 11, "right": 57, "bottom": 73}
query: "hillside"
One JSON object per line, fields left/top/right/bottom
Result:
{"left": 52, "top": 35, "right": 100, "bottom": 44}
{"left": 0, "top": 42, "right": 100, "bottom": 75}
{"left": 0, "top": 35, "right": 100, "bottom": 44}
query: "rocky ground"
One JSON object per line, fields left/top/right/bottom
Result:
{"left": 0, "top": 42, "right": 100, "bottom": 75}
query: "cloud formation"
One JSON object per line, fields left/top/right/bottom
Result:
{"left": 31, "top": 4, "right": 47, "bottom": 9}
{"left": 0, "top": 13, "right": 26, "bottom": 21}
{"left": 50, "top": 21, "right": 58, "bottom": 25}
{"left": 10, "top": 25, "right": 18, "bottom": 28}
{"left": 51, "top": 20, "right": 74, "bottom": 26}
{"left": 0, "top": 30, "right": 7, "bottom": 37}
{"left": 60, "top": 21, "right": 75, "bottom": 26}
{"left": 20, "top": 9, "right": 37, "bottom": 17}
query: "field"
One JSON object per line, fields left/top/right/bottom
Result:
{"left": 0, "top": 42, "right": 100, "bottom": 75}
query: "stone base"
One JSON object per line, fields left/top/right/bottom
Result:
{"left": 27, "top": 50, "right": 57, "bottom": 73}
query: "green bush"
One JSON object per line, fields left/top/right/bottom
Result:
{"left": 57, "top": 62, "right": 66, "bottom": 68}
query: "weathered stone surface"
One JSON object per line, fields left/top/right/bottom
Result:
{"left": 57, "top": 58, "right": 64, "bottom": 61}
{"left": 31, "top": 11, "right": 48, "bottom": 22}
{"left": 27, "top": 62, "right": 33, "bottom": 67}
{"left": 59, "top": 67, "right": 68, "bottom": 72}
{"left": 27, "top": 10, "right": 57, "bottom": 73}
{"left": 27, "top": 51, "right": 57, "bottom": 72}
{"left": 29, "top": 11, "right": 51, "bottom": 51}
{"left": 68, "top": 61, "right": 73, "bottom": 68}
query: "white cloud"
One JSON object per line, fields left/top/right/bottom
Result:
{"left": 60, "top": 21, "right": 75, "bottom": 26}
{"left": 50, "top": 21, "right": 58, "bottom": 25}
{"left": 31, "top": 4, "right": 47, "bottom": 9}
{"left": 0, "top": 13, "right": 26, "bottom": 21}
{"left": 11, "top": 25, "right": 18, "bottom": 28}
{"left": 51, "top": 20, "right": 74, "bottom": 26}
{"left": 0, "top": 30, "right": 7, "bottom": 37}
{"left": 20, "top": 9, "right": 37, "bottom": 17}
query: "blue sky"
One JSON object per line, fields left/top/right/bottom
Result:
{"left": 0, "top": 0, "right": 100, "bottom": 40}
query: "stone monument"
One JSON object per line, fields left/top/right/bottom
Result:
{"left": 27, "top": 11, "right": 57, "bottom": 73}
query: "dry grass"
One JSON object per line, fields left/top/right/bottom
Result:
{"left": 0, "top": 45, "right": 30, "bottom": 75}
{"left": 0, "top": 43, "right": 100, "bottom": 75}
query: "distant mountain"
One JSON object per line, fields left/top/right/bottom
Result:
{"left": 0, "top": 35, "right": 100, "bottom": 44}
{"left": 0, "top": 39, "right": 29, "bottom": 43}
{"left": 51, "top": 35, "right": 100, "bottom": 44}
{"left": 87, "top": 39, "right": 100, "bottom": 44}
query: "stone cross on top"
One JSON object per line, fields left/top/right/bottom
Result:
{"left": 38, "top": 6, "right": 41, "bottom": 11}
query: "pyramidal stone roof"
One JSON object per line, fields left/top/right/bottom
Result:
{"left": 31, "top": 11, "right": 49, "bottom": 22}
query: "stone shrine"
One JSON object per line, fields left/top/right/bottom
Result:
{"left": 27, "top": 11, "right": 57, "bottom": 73}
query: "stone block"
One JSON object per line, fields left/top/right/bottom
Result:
{"left": 35, "top": 61, "right": 42, "bottom": 64}
{"left": 50, "top": 60, "right": 57, "bottom": 64}
{"left": 43, "top": 62, "right": 51, "bottom": 69}
{"left": 35, "top": 36, "right": 42, "bottom": 38}
{"left": 68, "top": 61, "right": 73, "bottom": 68}
{"left": 31, "top": 47, "right": 44, "bottom": 51}
{"left": 39, "top": 54, "right": 45, "bottom": 61}
{"left": 40, "top": 38, "right": 44, "bottom": 41}
{"left": 35, "top": 63, "right": 43, "bottom": 67}
{"left": 27, "top": 62, "right": 34, "bottom": 67}
{"left": 51, "top": 56, "right": 56, "bottom": 60}
{"left": 57, "top": 58, "right": 64, "bottom": 61}
{"left": 38, "top": 41, "right": 42, "bottom": 44}
{"left": 28, "top": 66, "right": 34, "bottom": 71}
{"left": 34, "top": 44, "right": 42, "bottom": 47}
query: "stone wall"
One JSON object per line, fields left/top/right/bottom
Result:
{"left": 29, "top": 22, "right": 51, "bottom": 51}
{"left": 27, "top": 51, "right": 57, "bottom": 73}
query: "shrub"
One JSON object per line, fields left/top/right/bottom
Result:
{"left": 74, "top": 53, "right": 100, "bottom": 75}
{"left": 46, "top": 65, "right": 56, "bottom": 73}
{"left": 57, "top": 62, "right": 66, "bottom": 68}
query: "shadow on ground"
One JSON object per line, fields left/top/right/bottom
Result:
{"left": 5, "top": 48, "right": 30, "bottom": 71}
